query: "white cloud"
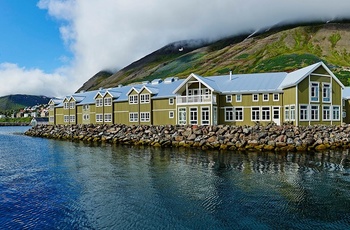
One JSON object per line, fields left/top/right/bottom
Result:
{"left": 3, "top": 0, "right": 348, "bottom": 97}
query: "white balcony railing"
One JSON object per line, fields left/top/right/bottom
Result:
{"left": 176, "top": 95, "right": 217, "bottom": 104}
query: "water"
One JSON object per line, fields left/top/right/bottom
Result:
{"left": 1, "top": 126, "right": 350, "bottom": 229}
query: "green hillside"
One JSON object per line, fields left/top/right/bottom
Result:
{"left": 0, "top": 94, "right": 51, "bottom": 112}
{"left": 78, "top": 22, "right": 350, "bottom": 91}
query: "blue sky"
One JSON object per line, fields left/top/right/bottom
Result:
{"left": 0, "top": 0, "right": 349, "bottom": 98}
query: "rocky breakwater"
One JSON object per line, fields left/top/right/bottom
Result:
{"left": 24, "top": 124, "right": 350, "bottom": 152}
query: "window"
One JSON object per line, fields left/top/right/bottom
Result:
{"left": 251, "top": 107, "right": 260, "bottom": 121}
{"left": 190, "top": 108, "right": 198, "bottom": 125}
{"left": 64, "top": 115, "right": 69, "bottom": 123}
{"left": 178, "top": 108, "right": 186, "bottom": 125}
{"left": 129, "top": 95, "right": 138, "bottom": 104}
{"left": 104, "top": 113, "right": 112, "bottom": 122}
{"left": 261, "top": 107, "right": 270, "bottom": 121}
{"left": 70, "top": 115, "right": 75, "bottom": 122}
{"left": 310, "top": 105, "right": 319, "bottom": 120}
{"left": 332, "top": 106, "right": 340, "bottom": 120}
{"left": 201, "top": 107, "right": 210, "bottom": 125}
{"left": 95, "top": 98, "right": 103, "bottom": 107}
{"left": 290, "top": 105, "right": 296, "bottom": 121}
{"left": 323, "top": 83, "right": 331, "bottom": 102}
{"left": 203, "top": 88, "right": 210, "bottom": 99}
{"left": 300, "top": 105, "right": 308, "bottom": 120}
{"left": 140, "top": 112, "right": 150, "bottom": 122}
{"left": 252, "top": 94, "right": 259, "bottom": 102}
{"left": 50, "top": 105, "right": 54, "bottom": 110}
{"left": 225, "top": 108, "right": 234, "bottom": 121}
{"left": 104, "top": 97, "right": 112, "bottom": 106}
{"left": 96, "top": 114, "right": 103, "bottom": 122}
{"left": 285, "top": 106, "right": 290, "bottom": 121}
{"left": 310, "top": 82, "right": 319, "bottom": 102}
{"left": 235, "top": 107, "right": 243, "bottom": 121}
{"left": 49, "top": 116, "right": 54, "bottom": 122}
{"left": 83, "top": 114, "right": 90, "bottom": 121}
{"left": 129, "top": 113, "right": 138, "bottom": 122}
{"left": 140, "top": 94, "right": 150, "bottom": 104}
{"left": 169, "top": 111, "right": 174, "bottom": 118}
{"left": 323, "top": 105, "right": 331, "bottom": 120}
{"left": 263, "top": 94, "right": 269, "bottom": 102}
{"left": 64, "top": 102, "right": 69, "bottom": 109}
{"left": 273, "top": 93, "right": 279, "bottom": 101}
{"left": 226, "top": 95, "right": 232, "bottom": 103}
{"left": 169, "top": 98, "right": 174, "bottom": 105}
{"left": 69, "top": 102, "right": 75, "bottom": 109}
{"left": 83, "top": 104, "right": 89, "bottom": 110}
{"left": 236, "top": 94, "right": 242, "bottom": 102}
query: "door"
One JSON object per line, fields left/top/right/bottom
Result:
{"left": 273, "top": 107, "right": 280, "bottom": 125}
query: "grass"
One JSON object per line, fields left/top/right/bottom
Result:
{"left": 0, "top": 117, "right": 31, "bottom": 123}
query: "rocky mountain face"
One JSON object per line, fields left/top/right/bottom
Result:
{"left": 78, "top": 22, "right": 350, "bottom": 92}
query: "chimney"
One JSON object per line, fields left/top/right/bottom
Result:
{"left": 230, "top": 71, "right": 232, "bottom": 81}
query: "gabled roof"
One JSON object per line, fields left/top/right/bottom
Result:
{"left": 173, "top": 73, "right": 220, "bottom": 94}
{"left": 126, "top": 86, "right": 142, "bottom": 96}
{"left": 141, "top": 85, "right": 159, "bottom": 95}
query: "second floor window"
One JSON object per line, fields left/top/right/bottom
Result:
{"left": 323, "top": 83, "right": 331, "bottom": 102}
{"left": 95, "top": 98, "right": 103, "bottom": 107}
{"left": 129, "top": 95, "right": 138, "bottom": 104}
{"left": 140, "top": 94, "right": 150, "bottom": 103}
{"left": 310, "top": 82, "right": 319, "bottom": 102}
{"left": 104, "top": 97, "right": 112, "bottom": 106}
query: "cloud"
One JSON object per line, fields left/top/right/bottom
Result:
{"left": 3, "top": 0, "right": 348, "bottom": 97}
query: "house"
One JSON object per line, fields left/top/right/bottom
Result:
{"left": 30, "top": 117, "right": 49, "bottom": 126}
{"left": 49, "top": 62, "right": 345, "bottom": 126}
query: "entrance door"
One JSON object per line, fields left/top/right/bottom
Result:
{"left": 273, "top": 107, "right": 280, "bottom": 125}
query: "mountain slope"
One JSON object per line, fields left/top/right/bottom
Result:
{"left": 0, "top": 94, "right": 52, "bottom": 112}
{"left": 78, "top": 22, "right": 350, "bottom": 91}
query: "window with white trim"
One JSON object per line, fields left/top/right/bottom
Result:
{"left": 225, "top": 107, "right": 234, "bottom": 121}
{"left": 129, "top": 95, "right": 138, "bottom": 104}
{"left": 332, "top": 106, "right": 340, "bottom": 120}
{"left": 64, "top": 102, "right": 69, "bottom": 109}
{"left": 201, "top": 107, "right": 210, "bottom": 125}
{"left": 49, "top": 116, "right": 54, "bottom": 122}
{"left": 70, "top": 115, "right": 75, "bottom": 122}
{"left": 95, "top": 98, "right": 103, "bottom": 107}
{"left": 129, "top": 112, "right": 138, "bottom": 122}
{"left": 323, "top": 105, "right": 331, "bottom": 120}
{"left": 169, "top": 111, "right": 174, "bottom": 118}
{"left": 300, "top": 105, "right": 308, "bottom": 120}
{"left": 64, "top": 115, "right": 69, "bottom": 123}
{"left": 140, "top": 112, "right": 150, "bottom": 122}
{"left": 263, "top": 94, "right": 269, "bottom": 102}
{"left": 236, "top": 94, "right": 242, "bottom": 102}
{"left": 273, "top": 93, "right": 279, "bottom": 101}
{"left": 251, "top": 107, "right": 260, "bottom": 121}
{"left": 70, "top": 102, "right": 75, "bottom": 109}
{"left": 190, "top": 107, "right": 198, "bottom": 125}
{"left": 252, "top": 94, "right": 259, "bottom": 102}
{"left": 178, "top": 108, "right": 186, "bottom": 125}
{"left": 290, "top": 105, "right": 296, "bottom": 121}
{"left": 261, "top": 107, "right": 270, "bottom": 121}
{"left": 235, "top": 107, "right": 243, "bottom": 121}
{"left": 104, "top": 97, "right": 112, "bottom": 106}
{"left": 104, "top": 113, "right": 112, "bottom": 122}
{"left": 310, "top": 105, "right": 319, "bottom": 121}
{"left": 140, "top": 94, "right": 150, "bottom": 104}
{"left": 226, "top": 95, "right": 232, "bottom": 103}
{"left": 169, "top": 98, "right": 174, "bottom": 105}
{"left": 310, "top": 82, "right": 319, "bottom": 102}
{"left": 83, "top": 104, "right": 89, "bottom": 110}
{"left": 322, "top": 83, "right": 331, "bottom": 103}
{"left": 83, "top": 114, "right": 90, "bottom": 121}
{"left": 96, "top": 114, "right": 103, "bottom": 122}
{"left": 50, "top": 104, "right": 54, "bottom": 110}
{"left": 285, "top": 106, "right": 290, "bottom": 121}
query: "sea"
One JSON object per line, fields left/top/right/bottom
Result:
{"left": 0, "top": 126, "right": 350, "bottom": 229}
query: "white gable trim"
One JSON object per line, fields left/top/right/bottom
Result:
{"left": 126, "top": 87, "right": 140, "bottom": 96}
{"left": 172, "top": 73, "right": 215, "bottom": 94}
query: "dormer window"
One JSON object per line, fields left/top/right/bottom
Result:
{"left": 104, "top": 97, "right": 112, "bottom": 106}
{"left": 129, "top": 95, "right": 138, "bottom": 104}
{"left": 69, "top": 102, "right": 75, "bottom": 109}
{"left": 95, "top": 98, "right": 103, "bottom": 107}
{"left": 140, "top": 94, "right": 150, "bottom": 103}
{"left": 64, "top": 102, "right": 69, "bottom": 109}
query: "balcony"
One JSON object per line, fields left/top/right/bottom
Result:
{"left": 176, "top": 95, "right": 217, "bottom": 105}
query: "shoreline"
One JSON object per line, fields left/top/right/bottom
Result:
{"left": 0, "top": 122, "right": 30, "bottom": 126}
{"left": 24, "top": 124, "right": 350, "bottom": 152}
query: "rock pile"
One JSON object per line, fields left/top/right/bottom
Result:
{"left": 24, "top": 124, "right": 350, "bottom": 152}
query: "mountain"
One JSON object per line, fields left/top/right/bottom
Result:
{"left": 78, "top": 22, "right": 350, "bottom": 92}
{"left": 0, "top": 94, "right": 52, "bottom": 112}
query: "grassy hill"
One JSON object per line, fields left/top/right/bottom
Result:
{"left": 77, "top": 22, "right": 350, "bottom": 92}
{"left": 0, "top": 94, "right": 51, "bottom": 112}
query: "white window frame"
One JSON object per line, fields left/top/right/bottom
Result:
{"left": 252, "top": 94, "right": 259, "bottom": 102}
{"left": 332, "top": 106, "right": 340, "bottom": 121}
{"left": 169, "top": 111, "right": 174, "bottom": 118}
{"left": 140, "top": 112, "right": 150, "bottom": 122}
{"left": 104, "top": 97, "right": 112, "bottom": 106}
{"left": 263, "top": 94, "right": 269, "bottom": 102}
{"left": 69, "top": 102, "right": 75, "bottom": 109}
{"left": 104, "top": 113, "right": 112, "bottom": 122}
{"left": 300, "top": 105, "right": 309, "bottom": 121}
{"left": 323, "top": 105, "right": 331, "bottom": 121}
{"left": 83, "top": 114, "right": 90, "bottom": 121}
{"left": 64, "top": 115, "right": 69, "bottom": 123}
{"left": 273, "top": 93, "right": 279, "bottom": 101}
{"left": 129, "top": 95, "right": 138, "bottom": 104}
{"left": 310, "top": 105, "right": 319, "bottom": 121}
{"left": 140, "top": 94, "right": 150, "bottom": 104}
{"left": 169, "top": 98, "right": 174, "bottom": 105}
{"left": 261, "top": 107, "right": 271, "bottom": 121}
{"left": 64, "top": 102, "right": 69, "bottom": 110}
{"left": 201, "top": 107, "right": 210, "bottom": 125}
{"left": 236, "top": 94, "right": 242, "bottom": 102}
{"left": 83, "top": 104, "right": 89, "bottom": 110}
{"left": 70, "top": 115, "right": 75, "bottom": 122}
{"left": 226, "top": 95, "right": 232, "bottom": 103}
{"left": 129, "top": 112, "right": 138, "bottom": 122}
{"left": 310, "top": 82, "right": 319, "bottom": 102}
{"left": 251, "top": 107, "right": 260, "bottom": 121}
{"left": 235, "top": 107, "right": 243, "bottom": 121}
{"left": 96, "top": 114, "right": 103, "bottom": 122}
{"left": 322, "top": 83, "right": 331, "bottom": 103}
{"left": 95, "top": 98, "right": 103, "bottom": 107}
{"left": 225, "top": 107, "right": 234, "bottom": 121}
{"left": 285, "top": 106, "right": 290, "bottom": 121}
{"left": 290, "top": 105, "right": 296, "bottom": 121}
{"left": 190, "top": 107, "right": 198, "bottom": 125}
{"left": 178, "top": 107, "right": 186, "bottom": 125}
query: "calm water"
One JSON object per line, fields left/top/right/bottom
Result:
{"left": 1, "top": 126, "right": 350, "bottom": 229}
